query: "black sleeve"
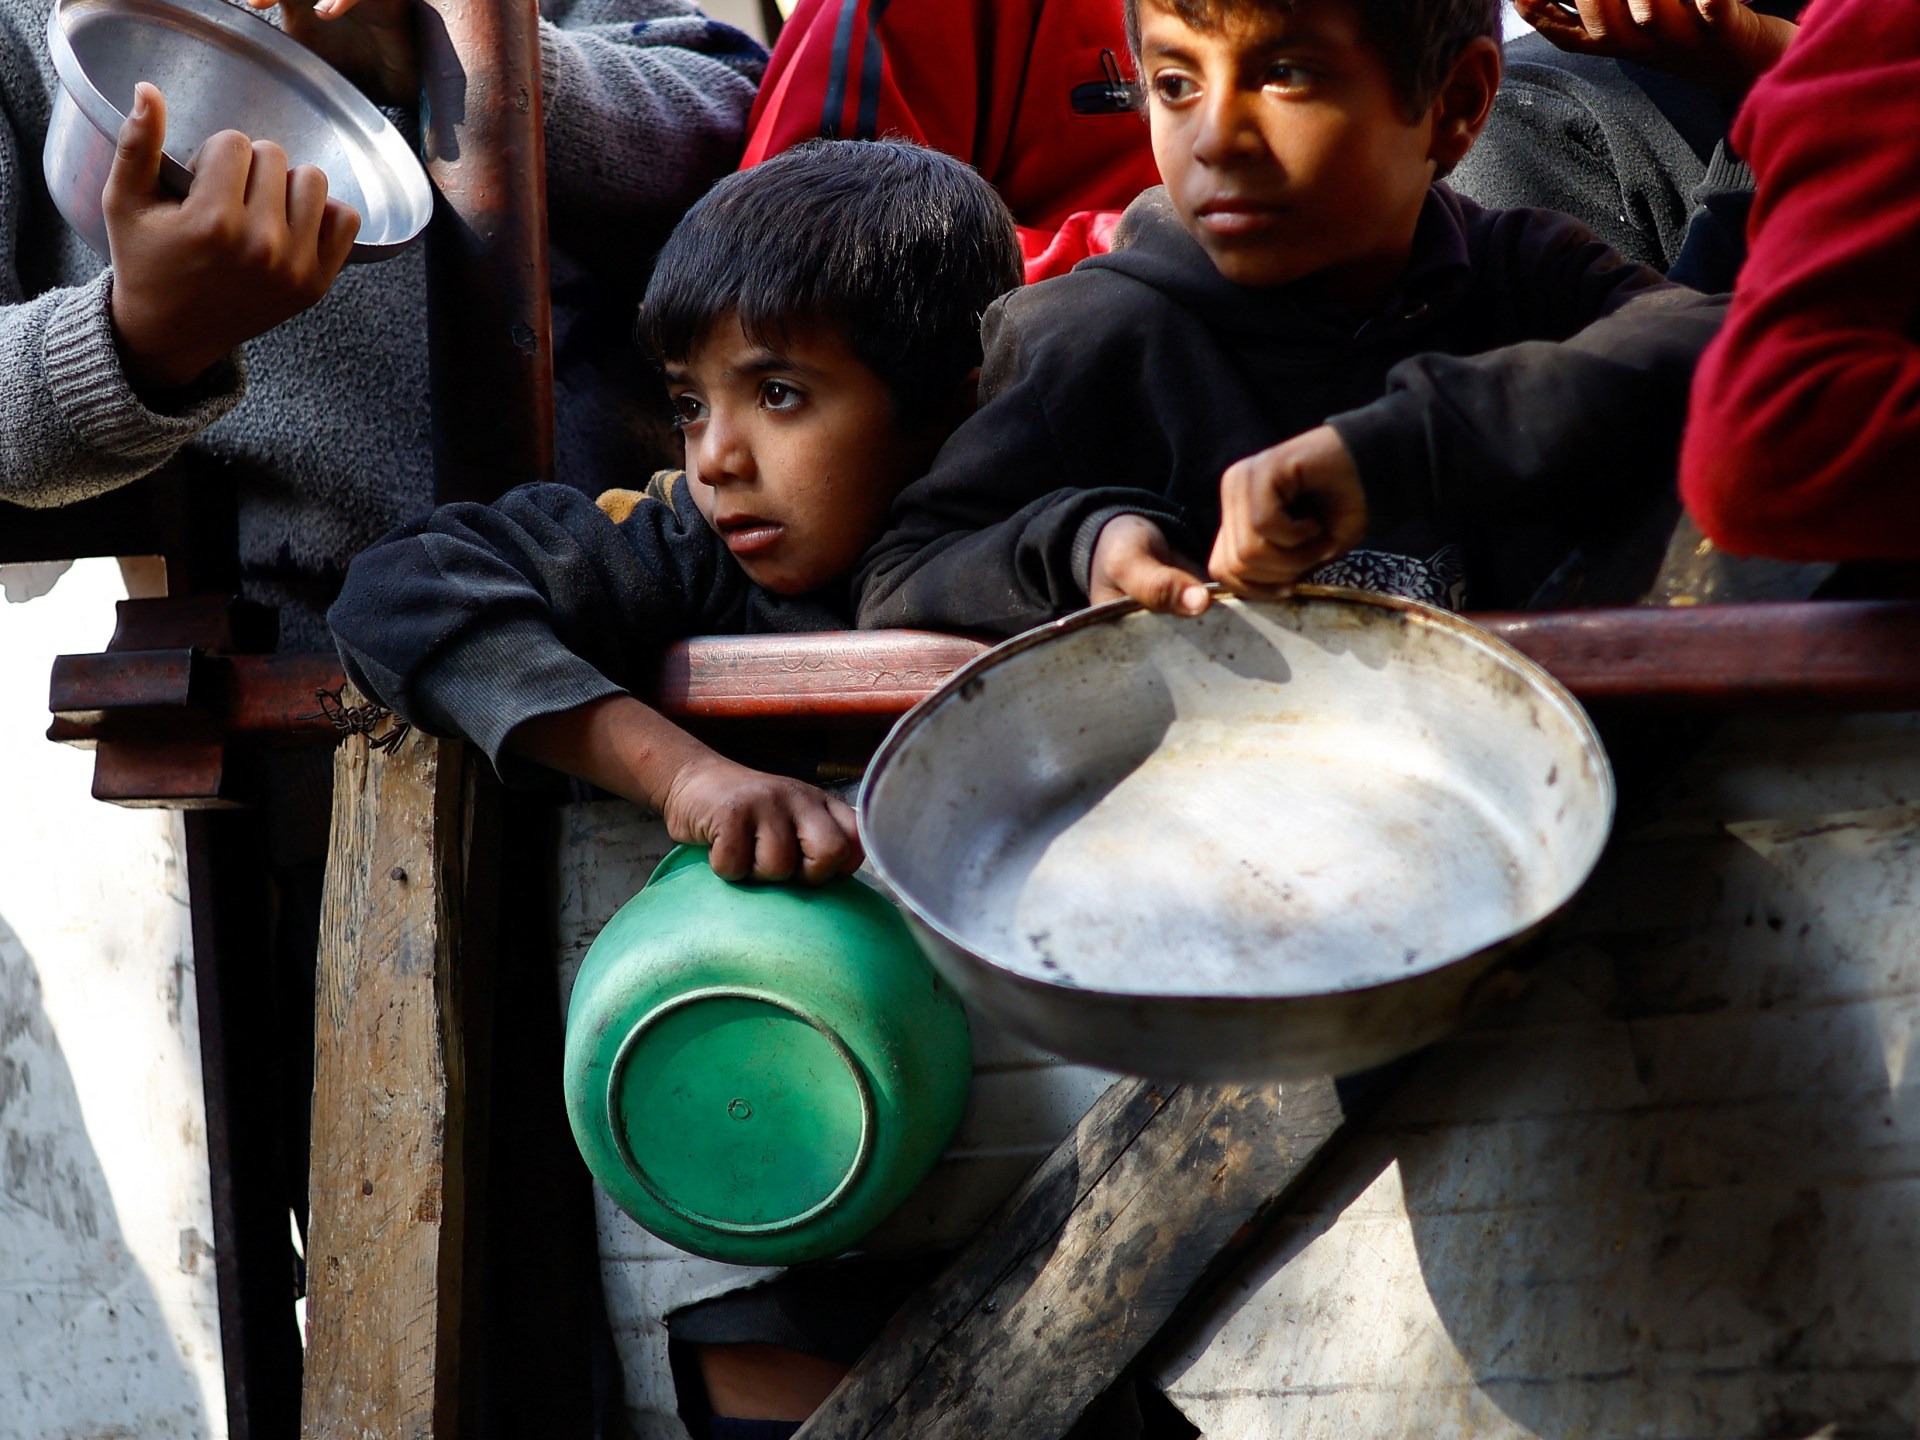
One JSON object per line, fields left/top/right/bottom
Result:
{"left": 327, "top": 477, "right": 744, "bottom": 773}
{"left": 1666, "top": 141, "right": 1756, "bottom": 294}
{"left": 1329, "top": 209, "right": 1727, "bottom": 539}
{"left": 856, "top": 291, "right": 1189, "bottom": 637}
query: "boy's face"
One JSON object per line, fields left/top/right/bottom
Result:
{"left": 1136, "top": 0, "right": 1443, "bottom": 306}
{"left": 666, "top": 316, "right": 940, "bottom": 596}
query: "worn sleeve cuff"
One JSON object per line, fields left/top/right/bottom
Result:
{"left": 43, "top": 271, "right": 246, "bottom": 463}
{"left": 1696, "top": 140, "right": 1755, "bottom": 201}
{"left": 1326, "top": 392, "right": 1435, "bottom": 537}
{"left": 1069, "top": 501, "right": 1192, "bottom": 594}
{"left": 409, "top": 617, "right": 628, "bottom": 781}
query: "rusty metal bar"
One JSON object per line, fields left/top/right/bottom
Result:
{"left": 1478, "top": 600, "right": 1920, "bottom": 709}
{"left": 46, "top": 604, "right": 1920, "bottom": 792}
{"left": 642, "top": 631, "right": 990, "bottom": 719}
{"left": 419, "top": 0, "right": 555, "bottom": 501}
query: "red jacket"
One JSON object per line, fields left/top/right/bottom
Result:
{"left": 1679, "top": 0, "right": 1920, "bottom": 559}
{"left": 741, "top": 0, "right": 1162, "bottom": 281}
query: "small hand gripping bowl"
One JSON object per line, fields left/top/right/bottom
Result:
{"left": 859, "top": 589, "right": 1616, "bottom": 1081}
{"left": 45, "top": 0, "right": 432, "bottom": 262}
{"left": 563, "top": 845, "right": 974, "bottom": 1266}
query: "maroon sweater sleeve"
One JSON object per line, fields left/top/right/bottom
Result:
{"left": 1678, "top": 0, "right": 1920, "bottom": 560}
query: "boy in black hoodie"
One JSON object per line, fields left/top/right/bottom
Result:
{"left": 855, "top": 0, "right": 1727, "bottom": 634}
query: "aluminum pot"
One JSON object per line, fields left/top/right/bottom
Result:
{"left": 44, "top": 0, "right": 432, "bottom": 262}
{"left": 859, "top": 589, "right": 1615, "bottom": 1081}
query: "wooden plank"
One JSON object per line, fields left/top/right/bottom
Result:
{"left": 301, "top": 711, "right": 489, "bottom": 1438}
{"left": 793, "top": 1075, "right": 1347, "bottom": 1440}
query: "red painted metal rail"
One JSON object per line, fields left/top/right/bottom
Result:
{"left": 47, "top": 599, "right": 1920, "bottom": 740}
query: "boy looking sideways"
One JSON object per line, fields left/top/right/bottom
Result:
{"left": 329, "top": 140, "right": 1021, "bottom": 883}
{"left": 855, "top": 0, "right": 1727, "bottom": 634}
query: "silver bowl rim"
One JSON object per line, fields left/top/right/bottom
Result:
{"left": 46, "top": 0, "right": 433, "bottom": 259}
{"left": 857, "top": 585, "right": 1619, "bottom": 1007}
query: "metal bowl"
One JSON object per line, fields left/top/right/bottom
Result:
{"left": 44, "top": 0, "right": 432, "bottom": 262}
{"left": 859, "top": 589, "right": 1615, "bottom": 1080}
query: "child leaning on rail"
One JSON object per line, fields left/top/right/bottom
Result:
{"left": 328, "top": 140, "right": 1022, "bottom": 885}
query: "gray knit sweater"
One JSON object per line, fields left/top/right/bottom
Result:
{"left": 0, "top": 0, "right": 762, "bottom": 648}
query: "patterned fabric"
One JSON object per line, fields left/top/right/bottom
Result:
{"left": 1308, "top": 545, "right": 1467, "bottom": 612}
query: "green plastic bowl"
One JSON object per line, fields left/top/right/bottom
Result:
{"left": 563, "top": 845, "right": 973, "bottom": 1265}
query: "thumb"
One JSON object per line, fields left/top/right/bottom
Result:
{"left": 1120, "top": 547, "right": 1211, "bottom": 616}
{"left": 104, "top": 83, "right": 167, "bottom": 214}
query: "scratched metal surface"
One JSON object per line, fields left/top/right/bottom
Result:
{"left": 1153, "top": 711, "right": 1920, "bottom": 1439}
{"left": 862, "top": 592, "right": 1613, "bottom": 1077}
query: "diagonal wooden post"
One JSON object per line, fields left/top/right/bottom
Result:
{"left": 301, "top": 709, "right": 495, "bottom": 1437}
{"left": 794, "top": 1075, "right": 1350, "bottom": 1440}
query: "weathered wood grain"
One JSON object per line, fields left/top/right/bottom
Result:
{"left": 793, "top": 1075, "right": 1347, "bottom": 1440}
{"left": 301, "top": 713, "right": 487, "bottom": 1438}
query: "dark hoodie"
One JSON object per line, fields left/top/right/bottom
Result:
{"left": 329, "top": 473, "right": 847, "bottom": 779}
{"left": 855, "top": 185, "right": 1726, "bottom": 636}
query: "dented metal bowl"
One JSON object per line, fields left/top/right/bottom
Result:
{"left": 859, "top": 589, "right": 1615, "bottom": 1080}
{"left": 45, "top": 0, "right": 432, "bottom": 262}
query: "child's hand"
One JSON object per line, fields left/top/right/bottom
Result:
{"left": 105, "top": 83, "right": 359, "bottom": 397}
{"left": 662, "top": 755, "right": 864, "bottom": 885}
{"left": 1088, "top": 514, "right": 1211, "bottom": 615}
{"left": 512, "top": 696, "right": 861, "bottom": 885}
{"left": 1514, "top": 0, "right": 1797, "bottom": 95}
{"left": 1209, "top": 426, "right": 1368, "bottom": 599}
{"left": 247, "top": 0, "right": 418, "bottom": 108}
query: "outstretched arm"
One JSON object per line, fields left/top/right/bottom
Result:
{"left": 856, "top": 290, "right": 1190, "bottom": 635}
{"left": 331, "top": 480, "right": 859, "bottom": 880}
{"left": 1, "top": 83, "right": 355, "bottom": 507}
{"left": 514, "top": 696, "right": 860, "bottom": 883}
{"left": 1328, "top": 213, "right": 1725, "bottom": 543}
{"left": 1680, "top": 0, "right": 1920, "bottom": 560}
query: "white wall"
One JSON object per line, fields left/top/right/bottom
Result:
{"left": 0, "top": 560, "right": 224, "bottom": 1439}
{"left": 699, "top": 0, "right": 769, "bottom": 43}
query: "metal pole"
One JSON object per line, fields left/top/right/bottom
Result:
{"left": 419, "top": 0, "right": 555, "bottom": 502}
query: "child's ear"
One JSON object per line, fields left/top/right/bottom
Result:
{"left": 1427, "top": 36, "right": 1502, "bottom": 176}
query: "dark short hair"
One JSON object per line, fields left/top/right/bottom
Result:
{"left": 639, "top": 140, "right": 1023, "bottom": 427}
{"left": 1123, "top": 0, "right": 1502, "bottom": 117}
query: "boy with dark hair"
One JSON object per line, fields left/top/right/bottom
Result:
{"left": 329, "top": 139, "right": 1022, "bottom": 885}
{"left": 856, "top": 0, "right": 1727, "bottom": 634}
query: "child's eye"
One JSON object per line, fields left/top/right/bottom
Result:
{"left": 670, "top": 393, "right": 707, "bottom": 430}
{"left": 760, "top": 380, "right": 804, "bottom": 412}
{"left": 1264, "top": 63, "right": 1307, "bottom": 91}
{"left": 1150, "top": 72, "right": 1196, "bottom": 105}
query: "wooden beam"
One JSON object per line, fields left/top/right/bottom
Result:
{"left": 301, "top": 709, "right": 493, "bottom": 1437}
{"left": 794, "top": 1075, "right": 1347, "bottom": 1440}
